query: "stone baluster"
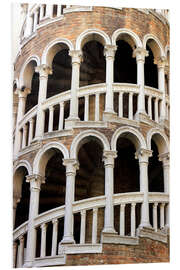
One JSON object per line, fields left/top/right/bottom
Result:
{"left": 160, "top": 203, "right": 165, "bottom": 229}
{"left": 57, "top": 5, "right": 62, "bottom": 16}
{"left": 148, "top": 95, "right": 152, "bottom": 119}
{"left": 48, "top": 106, "right": 54, "bottom": 132}
{"left": 35, "top": 65, "right": 52, "bottom": 140}
{"left": 120, "top": 203, "right": 125, "bottom": 236}
{"left": 153, "top": 202, "right": 158, "bottom": 232}
{"left": 133, "top": 48, "right": 149, "bottom": 118}
{"left": 40, "top": 223, "right": 47, "bottom": 257}
{"left": 17, "top": 235, "right": 25, "bottom": 267}
{"left": 66, "top": 50, "right": 82, "bottom": 127}
{"left": 13, "top": 242, "right": 18, "bottom": 268}
{"left": 24, "top": 175, "right": 45, "bottom": 267}
{"left": 39, "top": 5, "right": 44, "bottom": 20}
{"left": 102, "top": 151, "right": 117, "bottom": 234}
{"left": 33, "top": 10, "right": 38, "bottom": 32}
{"left": 24, "top": 13, "right": 33, "bottom": 37}
{"left": 46, "top": 4, "right": 53, "bottom": 18}
{"left": 135, "top": 149, "right": 152, "bottom": 228}
{"left": 92, "top": 208, "right": 98, "bottom": 244}
{"left": 51, "top": 219, "right": 58, "bottom": 256}
{"left": 104, "top": 45, "right": 117, "bottom": 118}
{"left": 84, "top": 95, "right": 89, "bottom": 121}
{"left": 128, "top": 92, "right": 133, "bottom": 120}
{"left": 60, "top": 159, "right": 79, "bottom": 244}
{"left": 58, "top": 102, "right": 64, "bottom": 130}
{"left": 28, "top": 118, "right": 34, "bottom": 145}
{"left": 131, "top": 203, "right": 136, "bottom": 237}
{"left": 95, "top": 93, "right": 100, "bottom": 121}
{"left": 80, "top": 210, "right": 86, "bottom": 244}
{"left": 22, "top": 124, "right": 28, "bottom": 149}
{"left": 118, "top": 92, "right": 123, "bottom": 118}
{"left": 154, "top": 97, "right": 159, "bottom": 122}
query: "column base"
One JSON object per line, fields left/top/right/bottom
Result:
{"left": 134, "top": 111, "right": 149, "bottom": 123}
{"left": 23, "top": 260, "right": 33, "bottom": 268}
{"left": 103, "top": 111, "right": 117, "bottom": 121}
{"left": 65, "top": 117, "right": 80, "bottom": 129}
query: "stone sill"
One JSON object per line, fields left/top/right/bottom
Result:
{"left": 59, "top": 243, "right": 103, "bottom": 254}
{"left": 101, "top": 233, "right": 139, "bottom": 245}
{"left": 33, "top": 255, "right": 66, "bottom": 267}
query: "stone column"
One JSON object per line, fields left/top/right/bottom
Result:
{"left": 103, "top": 45, "right": 117, "bottom": 119}
{"left": 51, "top": 219, "right": 58, "bottom": 256}
{"left": 23, "top": 174, "right": 45, "bottom": 267}
{"left": 60, "top": 159, "right": 79, "bottom": 245}
{"left": 28, "top": 118, "right": 34, "bottom": 145}
{"left": 17, "top": 235, "right": 24, "bottom": 267}
{"left": 24, "top": 14, "right": 33, "bottom": 37}
{"left": 159, "top": 152, "right": 170, "bottom": 228}
{"left": 102, "top": 151, "right": 117, "bottom": 234}
{"left": 135, "top": 149, "right": 152, "bottom": 228}
{"left": 33, "top": 10, "right": 38, "bottom": 32}
{"left": 59, "top": 102, "right": 64, "bottom": 130}
{"left": 46, "top": 4, "right": 53, "bottom": 18}
{"left": 133, "top": 48, "right": 149, "bottom": 118}
{"left": 14, "top": 88, "right": 31, "bottom": 158}
{"left": 35, "top": 65, "right": 52, "bottom": 140}
{"left": 65, "top": 50, "right": 82, "bottom": 128}
{"left": 156, "top": 56, "right": 167, "bottom": 123}
{"left": 39, "top": 5, "right": 44, "bottom": 20}
{"left": 22, "top": 124, "right": 28, "bottom": 149}
{"left": 13, "top": 242, "right": 18, "bottom": 268}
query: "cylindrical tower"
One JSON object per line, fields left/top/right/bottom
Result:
{"left": 13, "top": 4, "right": 170, "bottom": 268}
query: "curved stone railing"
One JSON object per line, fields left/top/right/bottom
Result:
{"left": 16, "top": 83, "right": 169, "bottom": 153}
{"left": 13, "top": 192, "right": 169, "bottom": 267}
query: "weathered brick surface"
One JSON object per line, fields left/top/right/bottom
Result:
{"left": 66, "top": 237, "right": 169, "bottom": 266}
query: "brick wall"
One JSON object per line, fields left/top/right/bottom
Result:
{"left": 66, "top": 237, "right": 169, "bottom": 266}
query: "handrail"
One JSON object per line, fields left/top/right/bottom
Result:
{"left": 13, "top": 221, "right": 28, "bottom": 241}
{"left": 18, "top": 105, "right": 38, "bottom": 129}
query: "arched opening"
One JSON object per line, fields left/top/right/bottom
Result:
{"left": 74, "top": 137, "right": 104, "bottom": 244}
{"left": 114, "top": 40, "right": 137, "bottom": 84}
{"left": 47, "top": 47, "right": 72, "bottom": 98}
{"left": 145, "top": 42, "right": 158, "bottom": 89}
{"left": 148, "top": 140, "right": 164, "bottom": 192}
{"left": 35, "top": 148, "right": 66, "bottom": 257}
{"left": 14, "top": 166, "right": 30, "bottom": 228}
{"left": 113, "top": 133, "right": 141, "bottom": 236}
{"left": 24, "top": 60, "right": 39, "bottom": 113}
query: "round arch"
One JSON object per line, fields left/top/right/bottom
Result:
{"left": 146, "top": 128, "right": 169, "bottom": 154}
{"left": 41, "top": 37, "right": 74, "bottom": 68}
{"left": 19, "top": 55, "right": 40, "bottom": 89}
{"left": 13, "top": 159, "right": 33, "bottom": 176}
{"left": 70, "top": 130, "right": 110, "bottom": 159}
{"left": 33, "top": 142, "right": 69, "bottom": 176}
{"left": 143, "top": 34, "right": 165, "bottom": 58}
{"left": 76, "top": 28, "right": 111, "bottom": 50}
{"left": 111, "top": 126, "right": 147, "bottom": 151}
{"left": 112, "top": 28, "right": 142, "bottom": 48}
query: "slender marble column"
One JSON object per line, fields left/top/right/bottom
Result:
{"left": 28, "top": 118, "right": 34, "bottom": 145}
{"left": 35, "top": 65, "right": 52, "bottom": 140}
{"left": 131, "top": 203, "right": 136, "bottom": 237}
{"left": 120, "top": 203, "right": 125, "bottom": 236}
{"left": 104, "top": 45, "right": 117, "bottom": 114}
{"left": 148, "top": 95, "right": 152, "bottom": 119}
{"left": 59, "top": 102, "right": 64, "bottom": 130}
{"left": 24, "top": 175, "right": 45, "bottom": 267}
{"left": 84, "top": 95, "right": 89, "bottom": 121}
{"left": 24, "top": 14, "right": 33, "bottom": 37}
{"left": 40, "top": 223, "right": 47, "bottom": 257}
{"left": 155, "top": 56, "right": 167, "bottom": 123}
{"left": 128, "top": 92, "right": 133, "bottom": 120}
{"left": 33, "top": 10, "right": 38, "bottom": 32}
{"left": 22, "top": 124, "right": 28, "bottom": 149}
{"left": 17, "top": 235, "right": 24, "bottom": 267}
{"left": 48, "top": 106, "right": 54, "bottom": 132}
{"left": 118, "top": 92, "right": 123, "bottom": 117}
{"left": 60, "top": 159, "right": 79, "bottom": 244}
{"left": 80, "top": 210, "right": 86, "bottom": 244}
{"left": 102, "top": 151, "right": 117, "bottom": 234}
{"left": 67, "top": 50, "right": 82, "bottom": 122}
{"left": 51, "top": 219, "right": 58, "bottom": 256}
{"left": 92, "top": 208, "right": 98, "bottom": 244}
{"left": 14, "top": 88, "right": 31, "bottom": 157}
{"left": 133, "top": 48, "right": 149, "bottom": 116}
{"left": 154, "top": 97, "right": 159, "bottom": 123}
{"left": 13, "top": 242, "right": 18, "bottom": 268}
{"left": 13, "top": 197, "right": 20, "bottom": 228}
{"left": 153, "top": 202, "right": 158, "bottom": 232}
{"left": 135, "top": 149, "right": 152, "bottom": 228}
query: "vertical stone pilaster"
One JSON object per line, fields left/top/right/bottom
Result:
{"left": 60, "top": 159, "right": 79, "bottom": 245}
{"left": 133, "top": 48, "right": 149, "bottom": 117}
{"left": 102, "top": 150, "right": 117, "bottom": 234}
{"left": 135, "top": 148, "right": 152, "bottom": 228}
{"left": 23, "top": 174, "right": 45, "bottom": 268}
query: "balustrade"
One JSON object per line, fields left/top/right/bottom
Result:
{"left": 15, "top": 83, "right": 168, "bottom": 154}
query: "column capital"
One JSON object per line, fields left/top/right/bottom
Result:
{"left": 15, "top": 87, "right": 31, "bottom": 98}
{"left": 18, "top": 234, "right": 24, "bottom": 242}
{"left": 52, "top": 218, "right": 58, "bottom": 225}
{"left": 63, "top": 159, "right": 79, "bottom": 175}
{"left": 40, "top": 223, "right": 47, "bottom": 230}
{"left": 103, "top": 150, "right": 117, "bottom": 166}
{"left": 154, "top": 56, "right": 167, "bottom": 68}
{"left": 104, "top": 45, "right": 117, "bottom": 59}
{"left": 135, "top": 148, "right": 152, "bottom": 163}
{"left": 133, "top": 47, "right": 149, "bottom": 62}
{"left": 69, "top": 50, "right": 83, "bottom": 64}
{"left": 26, "top": 174, "right": 45, "bottom": 190}
{"left": 159, "top": 152, "right": 170, "bottom": 166}
{"left": 35, "top": 64, "right": 52, "bottom": 77}
{"left": 153, "top": 202, "right": 158, "bottom": 208}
